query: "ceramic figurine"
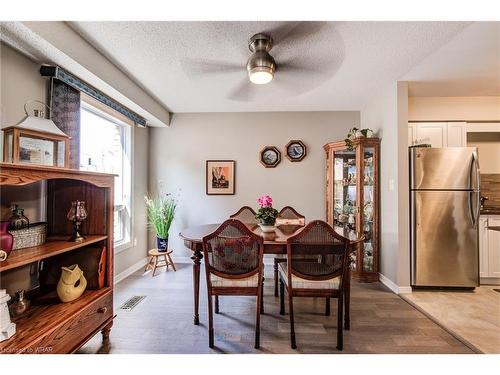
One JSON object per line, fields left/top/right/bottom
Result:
{"left": 57, "top": 264, "right": 87, "bottom": 303}
{"left": 0, "top": 289, "right": 16, "bottom": 342}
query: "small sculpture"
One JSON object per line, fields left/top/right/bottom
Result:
{"left": 57, "top": 264, "right": 87, "bottom": 303}
{"left": 0, "top": 289, "right": 16, "bottom": 342}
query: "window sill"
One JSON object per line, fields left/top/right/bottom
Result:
{"left": 115, "top": 239, "right": 133, "bottom": 254}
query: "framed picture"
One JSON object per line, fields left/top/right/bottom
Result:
{"left": 260, "top": 146, "right": 281, "bottom": 168}
{"left": 206, "top": 160, "right": 236, "bottom": 195}
{"left": 285, "top": 140, "right": 307, "bottom": 162}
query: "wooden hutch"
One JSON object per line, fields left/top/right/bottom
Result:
{"left": 0, "top": 163, "right": 115, "bottom": 353}
{"left": 324, "top": 137, "right": 380, "bottom": 282}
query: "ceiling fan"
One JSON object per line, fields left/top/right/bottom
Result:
{"left": 181, "top": 22, "right": 329, "bottom": 101}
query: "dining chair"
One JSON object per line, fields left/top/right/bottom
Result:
{"left": 202, "top": 219, "right": 264, "bottom": 349}
{"left": 278, "top": 220, "right": 350, "bottom": 350}
{"left": 229, "top": 206, "right": 258, "bottom": 225}
{"left": 273, "top": 206, "right": 306, "bottom": 297}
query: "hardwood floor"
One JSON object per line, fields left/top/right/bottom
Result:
{"left": 79, "top": 261, "right": 474, "bottom": 354}
{"left": 402, "top": 286, "right": 500, "bottom": 353}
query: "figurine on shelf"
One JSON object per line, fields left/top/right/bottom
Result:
{"left": 57, "top": 264, "right": 87, "bottom": 302}
{"left": 67, "top": 201, "right": 88, "bottom": 242}
{"left": 9, "top": 290, "right": 30, "bottom": 317}
{"left": 0, "top": 289, "right": 16, "bottom": 342}
{"left": 8, "top": 205, "right": 29, "bottom": 230}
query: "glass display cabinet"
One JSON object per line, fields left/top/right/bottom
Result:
{"left": 324, "top": 137, "right": 380, "bottom": 282}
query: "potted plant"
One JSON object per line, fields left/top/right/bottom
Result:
{"left": 255, "top": 195, "right": 279, "bottom": 233}
{"left": 344, "top": 127, "right": 374, "bottom": 151}
{"left": 145, "top": 193, "right": 177, "bottom": 252}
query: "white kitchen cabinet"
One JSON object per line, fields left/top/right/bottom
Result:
{"left": 408, "top": 122, "right": 467, "bottom": 147}
{"left": 447, "top": 122, "right": 468, "bottom": 147}
{"left": 487, "top": 217, "right": 500, "bottom": 278}
{"left": 479, "top": 215, "right": 500, "bottom": 284}
{"left": 479, "top": 216, "right": 489, "bottom": 278}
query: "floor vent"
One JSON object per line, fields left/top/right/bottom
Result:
{"left": 494, "top": 289, "right": 500, "bottom": 294}
{"left": 119, "top": 295, "right": 146, "bottom": 311}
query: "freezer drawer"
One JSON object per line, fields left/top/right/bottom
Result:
{"left": 410, "top": 147, "right": 479, "bottom": 190}
{"left": 411, "top": 191, "right": 479, "bottom": 287}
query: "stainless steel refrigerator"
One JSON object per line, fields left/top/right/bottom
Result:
{"left": 410, "top": 147, "right": 480, "bottom": 288}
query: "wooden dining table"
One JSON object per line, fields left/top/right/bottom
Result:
{"left": 179, "top": 223, "right": 363, "bottom": 327}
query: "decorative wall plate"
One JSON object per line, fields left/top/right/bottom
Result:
{"left": 285, "top": 140, "right": 307, "bottom": 162}
{"left": 260, "top": 146, "right": 281, "bottom": 168}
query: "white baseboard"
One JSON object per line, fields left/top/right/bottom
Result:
{"left": 480, "top": 277, "right": 500, "bottom": 285}
{"left": 379, "top": 273, "right": 412, "bottom": 294}
{"left": 114, "top": 257, "right": 149, "bottom": 284}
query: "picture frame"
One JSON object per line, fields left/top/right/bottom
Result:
{"left": 260, "top": 146, "right": 281, "bottom": 168}
{"left": 285, "top": 140, "right": 307, "bottom": 162}
{"left": 206, "top": 160, "right": 236, "bottom": 195}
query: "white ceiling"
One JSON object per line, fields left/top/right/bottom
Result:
{"left": 404, "top": 22, "right": 500, "bottom": 97}
{"left": 69, "top": 21, "right": 481, "bottom": 113}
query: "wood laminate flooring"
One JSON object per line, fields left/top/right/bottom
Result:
{"left": 402, "top": 286, "right": 500, "bottom": 354}
{"left": 79, "top": 262, "right": 474, "bottom": 354}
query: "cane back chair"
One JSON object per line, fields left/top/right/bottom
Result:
{"left": 273, "top": 206, "right": 306, "bottom": 297}
{"left": 202, "top": 219, "right": 264, "bottom": 349}
{"left": 229, "top": 206, "right": 258, "bottom": 225}
{"left": 278, "top": 220, "right": 350, "bottom": 350}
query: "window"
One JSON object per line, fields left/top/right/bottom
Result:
{"left": 79, "top": 100, "right": 132, "bottom": 250}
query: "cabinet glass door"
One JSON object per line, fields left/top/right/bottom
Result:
{"left": 333, "top": 149, "right": 357, "bottom": 233}
{"left": 362, "top": 147, "right": 375, "bottom": 271}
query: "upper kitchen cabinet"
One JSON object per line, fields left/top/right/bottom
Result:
{"left": 408, "top": 122, "right": 467, "bottom": 147}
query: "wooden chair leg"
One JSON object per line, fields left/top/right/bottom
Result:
{"left": 163, "top": 255, "right": 169, "bottom": 270}
{"left": 325, "top": 297, "right": 331, "bottom": 316}
{"left": 274, "top": 258, "right": 279, "bottom": 297}
{"left": 167, "top": 253, "right": 177, "bottom": 271}
{"left": 144, "top": 256, "right": 153, "bottom": 273}
{"left": 215, "top": 296, "right": 219, "bottom": 314}
{"left": 288, "top": 293, "right": 296, "bottom": 349}
{"left": 279, "top": 279, "right": 285, "bottom": 315}
{"left": 208, "top": 293, "right": 214, "bottom": 348}
{"left": 344, "top": 282, "right": 351, "bottom": 330}
{"left": 255, "top": 288, "right": 262, "bottom": 349}
{"left": 260, "top": 278, "right": 264, "bottom": 314}
{"left": 337, "top": 295, "right": 344, "bottom": 350}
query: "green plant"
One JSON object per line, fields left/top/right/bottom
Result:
{"left": 255, "top": 195, "right": 279, "bottom": 225}
{"left": 344, "top": 127, "right": 374, "bottom": 151}
{"left": 144, "top": 193, "right": 177, "bottom": 239}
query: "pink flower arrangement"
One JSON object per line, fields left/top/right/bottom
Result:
{"left": 257, "top": 195, "right": 273, "bottom": 208}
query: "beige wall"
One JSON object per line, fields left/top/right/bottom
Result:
{"left": 149, "top": 111, "right": 360, "bottom": 259}
{"left": 361, "top": 82, "right": 410, "bottom": 288}
{"left": 0, "top": 43, "right": 149, "bottom": 290}
{"left": 408, "top": 96, "right": 500, "bottom": 122}
{"left": 467, "top": 133, "right": 500, "bottom": 174}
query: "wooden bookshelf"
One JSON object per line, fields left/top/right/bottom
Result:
{"left": 0, "top": 163, "right": 115, "bottom": 354}
{"left": 0, "top": 235, "right": 107, "bottom": 272}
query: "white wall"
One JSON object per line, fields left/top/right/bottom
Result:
{"left": 361, "top": 82, "right": 409, "bottom": 288}
{"left": 149, "top": 111, "right": 360, "bottom": 259}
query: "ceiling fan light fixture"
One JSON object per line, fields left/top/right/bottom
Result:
{"left": 248, "top": 66, "right": 274, "bottom": 85}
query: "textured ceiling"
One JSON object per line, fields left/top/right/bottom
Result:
{"left": 69, "top": 21, "right": 474, "bottom": 113}
{"left": 404, "top": 22, "right": 500, "bottom": 97}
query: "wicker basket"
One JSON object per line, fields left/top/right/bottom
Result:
{"left": 10, "top": 222, "right": 47, "bottom": 250}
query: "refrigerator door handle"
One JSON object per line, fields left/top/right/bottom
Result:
{"left": 468, "top": 191, "right": 476, "bottom": 227}
{"left": 472, "top": 151, "right": 481, "bottom": 226}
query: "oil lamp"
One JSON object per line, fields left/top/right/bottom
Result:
{"left": 67, "top": 201, "right": 88, "bottom": 242}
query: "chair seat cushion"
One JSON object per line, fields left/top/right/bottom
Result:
{"left": 278, "top": 262, "right": 340, "bottom": 289}
{"left": 210, "top": 273, "right": 259, "bottom": 287}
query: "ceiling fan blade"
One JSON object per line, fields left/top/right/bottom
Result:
{"left": 278, "top": 61, "right": 324, "bottom": 77}
{"left": 265, "top": 22, "right": 327, "bottom": 45}
{"left": 227, "top": 77, "right": 255, "bottom": 102}
{"left": 181, "top": 58, "right": 243, "bottom": 76}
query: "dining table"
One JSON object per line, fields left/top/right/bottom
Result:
{"left": 179, "top": 222, "right": 363, "bottom": 327}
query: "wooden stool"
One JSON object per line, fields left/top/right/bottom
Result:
{"left": 144, "top": 249, "right": 177, "bottom": 277}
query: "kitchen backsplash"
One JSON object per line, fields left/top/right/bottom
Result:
{"left": 481, "top": 174, "right": 500, "bottom": 208}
